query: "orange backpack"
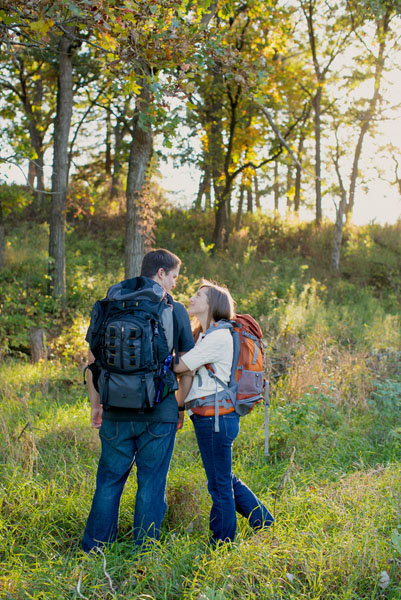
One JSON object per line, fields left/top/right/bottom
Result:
{"left": 187, "top": 314, "right": 270, "bottom": 455}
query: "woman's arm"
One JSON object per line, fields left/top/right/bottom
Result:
{"left": 173, "top": 356, "right": 191, "bottom": 374}
{"left": 176, "top": 373, "right": 194, "bottom": 407}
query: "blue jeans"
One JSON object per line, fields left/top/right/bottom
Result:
{"left": 82, "top": 420, "right": 176, "bottom": 553}
{"left": 191, "top": 412, "right": 273, "bottom": 545}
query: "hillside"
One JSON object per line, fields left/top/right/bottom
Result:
{"left": 1, "top": 211, "right": 401, "bottom": 599}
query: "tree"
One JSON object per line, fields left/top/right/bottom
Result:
{"left": 346, "top": 4, "right": 395, "bottom": 219}
{"left": 299, "top": 0, "right": 355, "bottom": 225}
{"left": 0, "top": 52, "right": 56, "bottom": 206}
{"left": 325, "top": 1, "right": 400, "bottom": 271}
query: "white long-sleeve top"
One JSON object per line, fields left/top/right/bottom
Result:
{"left": 181, "top": 328, "right": 233, "bottom": 402}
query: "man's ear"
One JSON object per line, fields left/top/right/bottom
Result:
{"left": 156, "top": 267, "right": 165, "bottom": 280}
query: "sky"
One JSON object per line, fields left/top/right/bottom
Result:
{"left": 158, "top": 88, "right": 401, "bottom": 227}
{"left": 2, "top": 59, "right": 401, "bottom": 227}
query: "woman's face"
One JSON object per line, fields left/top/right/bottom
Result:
{"left": 188, "top": 287, "right": 209, "bottom": 318}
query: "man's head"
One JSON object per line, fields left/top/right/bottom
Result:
{"left": 141, "top": 248, "right": 181, "bottom": 294}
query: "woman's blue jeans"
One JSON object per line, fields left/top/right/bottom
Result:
{"left": 191, "top": 412, "right": 273, "bottom": 545}
{"left": 82, "top": 420, "right": 176, "bottom": 553}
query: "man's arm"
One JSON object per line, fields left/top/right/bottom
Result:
{"left": 87, "top": 349, "right": 102, "bottom": 428}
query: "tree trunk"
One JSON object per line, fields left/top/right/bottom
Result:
{"left": 48, "top": 33, "right": 74, "bottom": 300}
{"left": 254, "top": 175, "right": 261, "bottom": 210}
{"left": 195, "top": 163, "right": 211, "bottom": 211}
{"left": 211, "top": 63, "right": 239, "bottom": 250}
{"left": 19, "top": 65, "right": 45, "bottom": 206}
{"left": 331, "top": 137, "right": 347, "bottom": 273}
{"left": 312, "top": 86, "right": 322, "bottom": 225}
{"left": 246, "top": 186, "right": 253, "bottom": 213}
{"left": 213, "top": 190, "right": 229, "bottom": 250}
{"left": 235, "top": 183, "right": 245, "bottom": 230}
{"left": 274, "top": 160, "right": 279, "bottom": 214}
{"left": 29, "top": 328, "right": 46, "bottom": 362}
{"left": 286, "top": 163, "right": 292, "bottom": 216}
{"left": 125, "top": 63, "right": 153, "bottom": 279}
{"left": 110, "top": 121, "right": 125, "bottom": 202}
{"left": 294, "top": 132, "right": 305, "bottom": 215}
{"left": 32, "top": 146, "right": 45, "bottom": 206}
{"left": 346, "top": 11, "right": 389, "bottom": 220}
{"left": 105, "top": 106, "right": 112, "bottom": 176}
{"left": 331, "top": 191, "right": 346, "bottom": 273}
{"left": 28, "top": 161, "right": 35, "bottom": 187}
{"left": 0, "top": 198, "right": 4, "bottom": 269}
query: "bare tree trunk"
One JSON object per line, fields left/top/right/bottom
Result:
{"left": 254, "top": 175, "right": 261, "bottom": 210}
{"left": 0, "top": 198, "right": 4, "bottom": 269}
{"left": 312, "top": 86, "right": 322, "bottom": 225}
{"left": 48, "top": 33, "right": 74, "bottom": 300}
{"left": 346, "top": 11, "right": 389, "bottom": 221}
{"left": 331, "top": 193, "right": 346, "bottom": 273}
{"left": 235, "top": 183, "right": 245, "bottom": 230}
{"left": 29, "top": 328, "right": 46, "bottom": 362}
{"left": 294, "top": 132, "right": 305, "bottom": 215}
{"left": 274, "top": 160, "right": 279, "bottom": 214}
{"left": 286, "top": 163, "right": 292, "bottom": 216}
{"left": 210, "top": 68, "right": 228, "bottom": 250}
{"left": 19, "top": 64, "right": 46, "bottom": 205}
{"left": 110, "top": 122, "right": 125, "bottom": 202}
{"left": 212, "top": 63, "right": 241, "bottom": 249}
{"left": 331, "top": 132, "right": 347, "bottom": 273}
{"left": 28, "top": 161, "right": 35, "bottom": 187}
{"left": 125, "top": 62, "right": 153, "bottom": 279}
{"left": 246, "top": 186, "right": 253, "bottom": 213}
{"left": 105, "top": 106, "right": 112, "bottom": 176}
{"left": 195, "top": 163, "right": 211, "bottom": 211}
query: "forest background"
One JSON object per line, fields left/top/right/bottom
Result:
{"left": 1, "top": 1, "right": 401, "bottom": 598}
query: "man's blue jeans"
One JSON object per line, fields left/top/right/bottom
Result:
{"left": 82, "top": 420, "right": 176, "bottom": 553}
{"left": 191, "top": 412, "right": 274, "bottom": 545}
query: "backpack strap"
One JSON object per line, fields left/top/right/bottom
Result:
{"left": 165, "top": 293, "right": 179, "bottom": 363}
{"left": 202, "top": 321, "right": 236, "bottom": 432}
{"left": 206, "top": 365, "right": 237, "bottom": 432}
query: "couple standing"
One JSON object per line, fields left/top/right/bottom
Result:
{"left": 82, "top": 248, "right": 273, "bottom": 553}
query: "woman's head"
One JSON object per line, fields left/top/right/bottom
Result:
{"left": 189, "top": 280, "right": 235, "bottom": 331}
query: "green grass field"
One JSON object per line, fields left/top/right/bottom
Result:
{"left": 1, "top": 214, "right": 401, "bottom": 598}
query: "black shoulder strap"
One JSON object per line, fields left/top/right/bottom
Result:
{"left": 172, "top": 308, "right": 179, "bottom": 363}
{"left": 166, "top": 294, "right": 180, "bottom": 363}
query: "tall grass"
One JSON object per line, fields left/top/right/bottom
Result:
{"left": 1, "top": 214, "right": 401, "bottom": 598}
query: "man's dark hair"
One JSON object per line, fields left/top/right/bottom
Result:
{"left": 141, "top": 248, "right": 181, "bottom": 278}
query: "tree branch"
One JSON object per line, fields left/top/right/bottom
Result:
{"left": 256, "top": 103, "right": 303, "bottom": 170}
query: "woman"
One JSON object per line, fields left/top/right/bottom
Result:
{"left": 174, "top": 280, "right": 274, "bottom": 546}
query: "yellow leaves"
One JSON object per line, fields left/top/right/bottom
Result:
{"left": 29, "top": 17, "right": 54, "bottom": 36}
{"left": 102, "top": 32, "right": 119, "bottom": 53}
{"left": 125, "top": 72, "right": 143, "bottom": 95}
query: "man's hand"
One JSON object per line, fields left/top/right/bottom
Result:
{"left": 91, "top": 404, "right": 103, "bottom": 428}
{"left": 177, "top": 410, "right": 185, "bottom": 430}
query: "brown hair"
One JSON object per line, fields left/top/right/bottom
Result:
{"left": 192, "top": 279, "right": 235, "bottom": 340}
{"left": 141, "top": 248, "right": 181, "bottom": 277}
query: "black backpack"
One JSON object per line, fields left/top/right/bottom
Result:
{"left": 86, "top": 277, "right": 178, "bottom": 410}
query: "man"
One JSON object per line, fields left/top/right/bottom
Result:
{"left": 82, "top": 249, "right": 194, "bottom": 553}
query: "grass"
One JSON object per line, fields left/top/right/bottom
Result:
{"left": 1, "top": 352, "right": 401, "bottom": 599}
{"left": 1, "top": 214, "right": 401, "bottom": 598}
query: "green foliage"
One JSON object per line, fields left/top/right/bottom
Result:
{"left": 1, "top": 211, "right": 401, "bottom": 597}
{"left": 0, "top": 183, "right": 32, "bottom": 216}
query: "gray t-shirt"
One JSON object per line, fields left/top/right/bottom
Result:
{"left": 98, "top": 298, "right": 193, "bottom": 423}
